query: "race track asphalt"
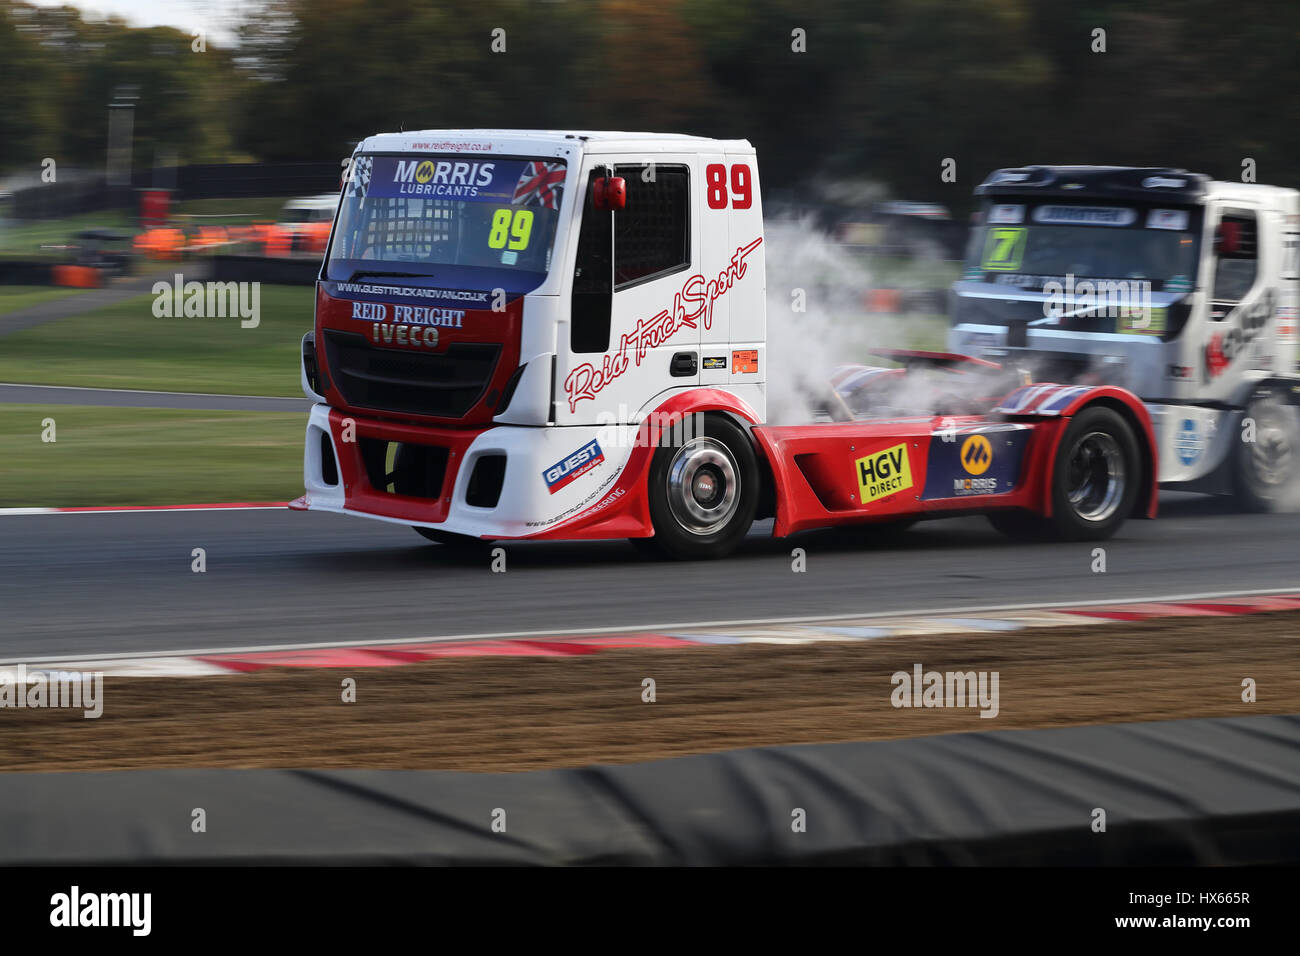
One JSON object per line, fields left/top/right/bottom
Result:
{"left": 1, "top": 494, "right": 1296, "bottom": 660}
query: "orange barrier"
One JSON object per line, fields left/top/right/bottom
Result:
{"left": 297, "top": 221, "right": 330, "bottom": 254}
{"left": 866, "top": 288, "right": 903, "bottom": 313}
{"left": 194, "top": 225, "right": 231, "bottom": 249}
{"left": 51, "top": 265, "right": 101, "bottom": 288}
{"left": 131, "top": 219, "right": 327, "bottom": 259}
{"left": 134, "top": 227, "right": 186, "bottom": 260}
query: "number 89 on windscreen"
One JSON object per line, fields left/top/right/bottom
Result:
{"left": 488, "top": 208, "right": 534, "bottom": 250}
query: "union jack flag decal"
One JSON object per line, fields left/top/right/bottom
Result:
{"left": 513, "top": 161, "right": 566, "bottom": 209}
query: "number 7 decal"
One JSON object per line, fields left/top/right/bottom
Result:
{"left": 981, "top": 227, "right": 1026, "bottom": 271}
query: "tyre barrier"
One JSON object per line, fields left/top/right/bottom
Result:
{"left": 1, "top": 713, "right": 1296, "bottom": 865}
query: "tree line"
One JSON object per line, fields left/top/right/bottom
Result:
{"left": 3, "top": 0, "right": 1299, "bottom": 210}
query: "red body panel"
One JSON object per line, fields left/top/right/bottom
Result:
{"left": 327, "top": 409, "right": 486, "bottom": 524}
{"left": 517, "top": 385, "right": 1156, "bottom": 540}
{"left": 753, "top": 416, "right": 1061, "bottom": 537}
{"left": 314, "top": 283, "right": 523, "bottom": 427}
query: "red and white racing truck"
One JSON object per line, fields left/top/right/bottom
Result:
{"left": 293, "top": 130, "right": 1157, "bottom": 558}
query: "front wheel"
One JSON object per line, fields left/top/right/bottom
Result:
{"left": 1234, "top": 392, "right": 1300, "bottom": 512}
{"left": 637, "top": 414, "right": 759, "bottom": 560}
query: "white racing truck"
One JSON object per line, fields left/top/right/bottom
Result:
{"left": 949, "top": 166, "right": 1300, "bottom": 509}
{"left": 293, "top": 132, "right": 1162, "bottom": 558}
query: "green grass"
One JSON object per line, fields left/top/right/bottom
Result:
{"left": 172, "top": 196, "right": 298, "bottom": 223}
{"left": 893, "top": 313, "right": 951, "bottom": 352}
{"left": 0, "top": 210, "right": 133, "bottom": 257}
{"left": 0, "top": 283, "right": 313, "bottom": 396}
{"left": 0, "top": 404, "right": 305, "bottom": 507}
{"left": 0, "top": 285, "right": 89, "bottom": 315}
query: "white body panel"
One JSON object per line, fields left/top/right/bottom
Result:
{"left": 1146, "top": 403, "right": 1236, "bottom": 484}
{"left": 303, "top": 403, "right": 644, "bottom": 538}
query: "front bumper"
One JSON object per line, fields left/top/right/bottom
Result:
{"left": 297, "top": 404, "right": 648, "bottom": 539}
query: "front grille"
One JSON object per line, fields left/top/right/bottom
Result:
{"left": 953, "top": 292, "right": 1191, "bottom": 341}
{"left": 358, "top": 437, "right": 449, "bottom": 499}
{"left": 323, "top": 330, "right": 500, "bottom": 417}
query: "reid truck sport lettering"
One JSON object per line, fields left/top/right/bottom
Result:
{"left": 564, "top": 237, "right": 763, "bottom": 412}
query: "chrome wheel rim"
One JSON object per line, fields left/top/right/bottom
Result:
{"left": 666, "top": 438, "right": 738, "bottom": 535}
{"left": 1065, "top": 431, "right": 1124, "bottom": 522}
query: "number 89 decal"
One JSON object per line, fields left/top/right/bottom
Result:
{"left": 488, "top": 208, "right": 534, "bottom": 250}
{"left": 705, "top": 163, "right": 753, "bottom": 210}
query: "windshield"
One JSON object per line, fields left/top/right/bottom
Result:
{"left": 325, "top": 154, "right": 567, "bottom": 284}
{"left": 962, "top": 201, "right": 1202, "bottom": 294}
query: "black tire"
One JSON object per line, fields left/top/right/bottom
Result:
{"left": 1233, "top": 392, "right": 1300, "bottom": 513}
{"left": 637, "top": 414, "right": 759, "bottom": 560}
{"left": 1044, "top": 405, "right": 1141, "bottom": 540}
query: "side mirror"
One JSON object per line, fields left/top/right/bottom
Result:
{"left": 1214, "top": 220, "right": 1241, "bottom": 256}
{"left": 593, "top": 176, "right": 627, "bottom": 212}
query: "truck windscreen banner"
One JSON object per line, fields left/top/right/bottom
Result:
{"left": 347, "top": 156, "right": 566, "bottom": 209}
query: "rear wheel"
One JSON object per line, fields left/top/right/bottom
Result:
{"left": 1234, "top": 392, "right": 1300, "bottom": 512}
{"left": 1046, "top": 406, "right": 1140, "bottom": 540}
{"left": 989, "top": 406, "right": 1141, "bottom": 542}
{"left": 636, "top": 414, "right": 759, "bottom": 560}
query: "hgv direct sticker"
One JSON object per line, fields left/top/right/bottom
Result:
{"left": 855, "top": 443, "right": 913, "bottom": 504}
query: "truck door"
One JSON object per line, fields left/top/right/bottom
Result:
{"left": 559, "top": 157, "right": 698, "bottom": 426}
{"left": 1201, "top": 205, "right": 1270, "bottom": 395}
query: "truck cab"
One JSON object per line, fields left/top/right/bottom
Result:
{"left": 297, "top": 130, "right": 768, "bottom": 550}
{"left": 949, "top": 166, "right": 1300, "bottom": 508}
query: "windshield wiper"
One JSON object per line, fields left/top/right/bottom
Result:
{"left": 346, "top": 269, "right": 432, "bottom": 282}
